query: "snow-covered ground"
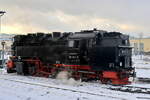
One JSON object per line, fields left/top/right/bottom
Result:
{"left": 133, "top": 55, "right": 150, "bottom": 78}
{"left": 0, "top": 55, "right": 150, "bottom": 100}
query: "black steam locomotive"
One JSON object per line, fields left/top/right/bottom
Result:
{"left": 7, "top": 29, "right": 135, "bottom": 85}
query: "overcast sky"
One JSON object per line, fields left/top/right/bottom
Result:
{"left": 0, "top": 0, "right": 150, "bottom": 36}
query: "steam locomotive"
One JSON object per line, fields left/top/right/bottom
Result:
{"left": 7, "top": 29, "right": 135, "bottom": 85}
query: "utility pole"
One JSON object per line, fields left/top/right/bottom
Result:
{"left": 1, "top": 41, "right": 5, "bottom": 68}
{"left": 0, "top": 11, "right": 6, "bottom": 33}
{"left": 139, "top": 32, "right": 143, "bottom": 59}
{"left": 0, "top": 11, "right": 6, "bottom": 68}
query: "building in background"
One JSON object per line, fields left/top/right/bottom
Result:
{"left": 0, "top": 34, "right": 14, "bottom": 63}
{"left": 130, "top": 38, "right": 150, "bottom": 55}
{"left": 0, "top": 33, "right": 14, "bottom": 51}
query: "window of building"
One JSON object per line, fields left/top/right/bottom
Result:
{"left": 139, "top": 43, "right": 144, "bottom": 52}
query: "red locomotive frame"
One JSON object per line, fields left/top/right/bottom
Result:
{"left": 7, "top": 57, "right": 133, "bottom": 85}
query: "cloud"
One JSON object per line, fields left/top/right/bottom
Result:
{"left": 0, "top": 0, "right": 150, "bottom": 36}
{"left": 53, "top": 11, "right": 147, "bottom": 33}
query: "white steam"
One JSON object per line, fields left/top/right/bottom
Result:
{"left": 56, "top": 71, "right": 81, "bottom": 86}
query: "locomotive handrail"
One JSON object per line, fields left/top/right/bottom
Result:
{"left": 118, "top": 45, "right": 133, "bottom": 48}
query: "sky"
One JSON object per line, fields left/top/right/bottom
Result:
{"left": 0, "top": 0, "right": 150, "bottom": 36}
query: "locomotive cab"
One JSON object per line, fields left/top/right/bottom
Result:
{"left": 90, "top": 32, "right": 133, "bottom": 71}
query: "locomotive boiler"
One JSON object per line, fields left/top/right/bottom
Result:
{"left": 7, "top": 29, "right": 135, "bottom": 85}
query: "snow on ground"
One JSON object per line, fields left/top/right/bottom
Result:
{"left": 127, "top": 55, "right": 150, "bottom": 88}
{"left": 0, "top": 73, "right": 150, "bottom": 100}
{"left": 0, "top": 55, "right": 150, "bottom": 100}
{"left": 133, "top": 55, "right": 150, "bottom": 78}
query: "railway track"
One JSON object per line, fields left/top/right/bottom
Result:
{"left": 108, "top": 85, "right": 150, "bottom": 94}
{"left": 137, "top": 77, "right": 150, "bottom": 83}
{"left": 0, "top": 77, "right": 126, "bottom": 100}
{"left": 108, "top": 77, "right": 150, "bottom": 94}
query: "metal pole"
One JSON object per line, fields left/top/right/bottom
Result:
{"left": 0, "top": 11, "right": 6, "bottom": 33}
{"left": 0, "top": 15, "right": 2, "bottom": 33}
{"left": 139, "top": 33, "right": 143, "bottom": 59}
{"left": 0, "top": 14, "right": 1, "bottom": 68}
{"left": 1, "top": 41, "right": 5, "bottom": 68}
{"left": 0, "top": 11, "right": 6, "bottom": 68}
